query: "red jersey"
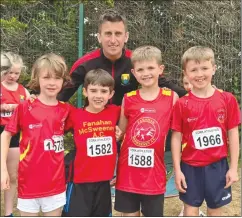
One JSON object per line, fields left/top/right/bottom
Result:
{"left": 171, "top": 90, "right": 240, "bottom": 167}
{"left": 5, "top": 98, "right": 71, "bottom": 198}
{"left": 116, "top": 89, "right": 174, "bottom": 195}
{"left": 65, "top": 105, "right": 120, "bottom": 183}
{"left": 1, "top": 83, "right": 27, "bottom": 126}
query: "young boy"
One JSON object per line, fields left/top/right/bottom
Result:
{"left": 114, "top": 45, "right": 179, "bottom": 217}
{"left": 63, "top": 69, "right": 121, "bottom": 216}
{"left": 171, "top": 46, "right": 240, "bottom": 216}
{"left": 182, "top": 75, "right": 193, "bottom": 92}
{"left": 1, "top": 53, "right": 72, "bottom": 216}
{"left": 178, "top": 74, "right": 206, "bottom": 217}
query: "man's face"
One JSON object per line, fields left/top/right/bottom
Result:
{"left": 97, "top": 21, "right": 129, "bottom": 62}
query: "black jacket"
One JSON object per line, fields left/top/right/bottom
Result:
{"left": 58, "top": 48, "right": 186, "bottom": 105}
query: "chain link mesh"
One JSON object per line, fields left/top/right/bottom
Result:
{"left": 1, "top": 0, "right": 241, "bottom": 99}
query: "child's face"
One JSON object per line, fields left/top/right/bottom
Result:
{"left": 182, "top": 76, "right": 193, "bottom": 91}
{"left": 4, "top": 64, "right": 21, "bottom": 84}
{"left": 183, "top": 60, "right": 216, "bottom": 91}
{"left": 83, "top": 84, "right": 114, "bottom": 112}
{"left": 131, "top": 59, "right": 164, "bottom": 89}
{"left": 38, "top": 69, "right": 64, "bottom": 98}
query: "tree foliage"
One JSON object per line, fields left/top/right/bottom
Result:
{"left": 1, "top": 0, "right": 241, "bottom": 150}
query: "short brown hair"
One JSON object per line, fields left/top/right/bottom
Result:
{"left": 84, "top": 69, "right": 115, "bottom": 92}
{"left": 181, "top": 46, "right": 215, "bottom": 70}
{"left": 98, "top": 9, "right": 128, "bottom": 33}
{"left": 131, "top": 45, "right": 163, "bottom": 66}
{"left": 28, "top": 53, "right": 70, "bottom": 92}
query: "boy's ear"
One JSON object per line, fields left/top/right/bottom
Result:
{"left": 212, "top": 65, "right": 217, "bottom": 75}
{"left": 83, "top": 87, "right": 87, "bottom": 97}
{"left": 109, "top": 90, "right": 115, "bottom": 99}
{"left": 131, "top": 68, "right": 134, "bottom": 74}
{"left": 159, "top": 65, "right": 165, "bottom": 75}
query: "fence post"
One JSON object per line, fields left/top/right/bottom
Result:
{"left": 77, "top": 3, "right": 84, "bottom": 108}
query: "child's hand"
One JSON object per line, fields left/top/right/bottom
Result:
{"left": 110, "top": 176, "right": 116, "bottom": 186}
{"left": 224, "top": 168, "right": 239, "bottom": 188}
{"left": 175, "top": 170, "right": 187, "bottom": 193}
{"left": 27, "top": 94, "right": 37, "bottom": 101}
{"left": 1, "top": 170, "right": 10, "bottom": 190}
{"left": 1, "top": 103, "right": 11, "bottom": 112}
{"left": 115, "top": 126, "right": 123, "bottom": 141}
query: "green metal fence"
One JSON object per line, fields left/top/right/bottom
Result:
{"left": 1, "top": 0, "right": 241, "bottom": 104}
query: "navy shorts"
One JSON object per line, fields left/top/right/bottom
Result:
{"left": 0, "top": 125, "right": 20, "bottom": 148}
{"left": 180, "top": 158, "right": 232, "bottom": 209}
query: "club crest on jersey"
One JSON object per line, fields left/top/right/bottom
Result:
{"left": 20, "top": 95, "right": 25, "bottom": 102}
{"left": 121, "top": 73, "right": 130, "bottom": 86}
{"left": 131, "top": 117, "right": 160, "bottom": 147}
{"left": 216, "top": 108, "right": 227, "bottom": 123}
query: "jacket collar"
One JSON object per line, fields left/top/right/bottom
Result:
{"left": 100, "top": 48, "right": 126, "bottom": 64}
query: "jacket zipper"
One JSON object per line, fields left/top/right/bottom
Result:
{"left": 110, "top": 64, "right": 115, "bottom": 104}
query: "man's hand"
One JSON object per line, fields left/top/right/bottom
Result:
{"left": 175, "top": 170, "right": 187, "bottom": 193}
{"left": 224, "top": 168, "right": 239, "bottom": 188}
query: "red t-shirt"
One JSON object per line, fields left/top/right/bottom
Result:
{"left": 1, "top": 83, "right": 27, "bottom": 126}
{"left": 65, "top": 105, "right": 120, "bottom": 183}
{"left": 171, "top": 90, "right": 240, "bottom": 167}
{"left": 5, "top": 98, "right": 71, "bottom": 198}
{"left": 116, "top": 89, "right": 174, "bottom": 195}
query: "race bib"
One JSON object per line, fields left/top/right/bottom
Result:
{"left": 44, "top": 135, "right": 64, "bottom": 153}
{"left": 192, "top": 127, "right": 223, "bottom": 150}
{"left": 128, "top": 147, "right": 154, "bottom": 168}
{"left": 1, "top": 111, "right": 13, "bottom": 117}
{"left": 87, "top": 136, "right": 113, "bottom": 157}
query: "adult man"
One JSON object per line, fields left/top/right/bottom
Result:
{"left": 58, "top": 9, "right": 186, "bottom": 104}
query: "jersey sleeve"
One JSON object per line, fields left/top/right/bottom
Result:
{"left": 226, "top": 93, "right": 241, "bottom": 129}
{"left": 171, "top": 99, "right": 183, "bottom": 132}
{"left": 114, "top": 105, "right": 121, "bottom": 123}
{"left": 64, "top": 104, "right": 76, "bottom": 131}
{"left": 5, "top": 103, "right": 23, "bottom": 135}
{"left": 123, "top": 95, "right": 129, "bottom": 118}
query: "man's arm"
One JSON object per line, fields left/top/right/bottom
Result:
{"left": 57, "top": 65, "right": 86, "bottom": 102}
{"left": 158, "top": 77, "right": 187, "bottom": 97}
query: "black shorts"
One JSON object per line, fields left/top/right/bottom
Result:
{"left": 180, "top": 158, "right": 232, "bottom": 209}
{"left": 0, "top": 125, "right": 20, "bottom": 148}
{"left": 114, "top": 189, "right": 164, "bottom": 217}
{"left": 62, "top": 181, "right": 112, "bottom": 217}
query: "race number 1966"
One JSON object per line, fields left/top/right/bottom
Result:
{"left": 192, "top": 127, "right": 223, "bottom": 150}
